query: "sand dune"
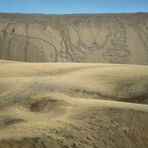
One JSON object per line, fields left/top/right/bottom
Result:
{"left": 0, "top": 12, "right": 148, "bottom": 148}
{"left": 0, "top": 60, "right": 148, "bottom": 148}
{"left": 0, "top": 13, "right": 148, "bottom": 64}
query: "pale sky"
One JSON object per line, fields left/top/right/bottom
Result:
{"left": 0, "top": 0, "right": 148, "bottom": 14}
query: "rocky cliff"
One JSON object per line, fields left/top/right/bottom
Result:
{"left": 0, "top": 13, "right": 148, "bottom": 64}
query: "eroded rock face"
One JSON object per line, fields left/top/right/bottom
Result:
{"left": 0, "top": 13, "right": 148, "bottom": 64}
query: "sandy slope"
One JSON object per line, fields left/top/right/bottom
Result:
{"left": 0, "top": 13, "right": 148, "bottom": 64}
{"left": 0, "top": 60, "right": 148, "bottom": 148}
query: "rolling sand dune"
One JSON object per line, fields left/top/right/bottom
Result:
{"left": 0, "top": 13, "right": 148, "bottom": 64}
{"left": 0, "top": 12, "right": 148, "bottom": 148}
{"left": 0, "top": 60, "right": 148, "bottom": 148}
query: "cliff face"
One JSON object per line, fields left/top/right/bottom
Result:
{"left": 0, "top": 13, "right": 148, "bottom": 64}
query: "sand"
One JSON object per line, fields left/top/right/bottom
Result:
{"left": 0, "top": 13, "right": 148, "bottom": 64}
{"left": 0, "top": 60, "right": 148, "bottom": 148}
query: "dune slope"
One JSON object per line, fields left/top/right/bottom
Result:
{"left": 0, "top": 60, "right": 148, "bottom": 148}
{"left": 0, "top": 13, "right": 148, "bottom": 64}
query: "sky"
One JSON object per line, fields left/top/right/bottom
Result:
{"left": 0, "top": 0, "right": 148, "bottom": 14}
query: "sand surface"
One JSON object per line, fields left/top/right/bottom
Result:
{"left": 0, "top": 13, "right": 148, "bottom": 64}
{"left": 0, "top": 60, "right": 148, "bottom": 148}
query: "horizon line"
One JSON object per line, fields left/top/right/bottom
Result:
{"left": 0, "top": 11, "right": 148, "bottom": 15}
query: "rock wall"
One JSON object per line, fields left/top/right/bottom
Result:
{"left": 0, "top": 13, "right": 148, "bottom": 64}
